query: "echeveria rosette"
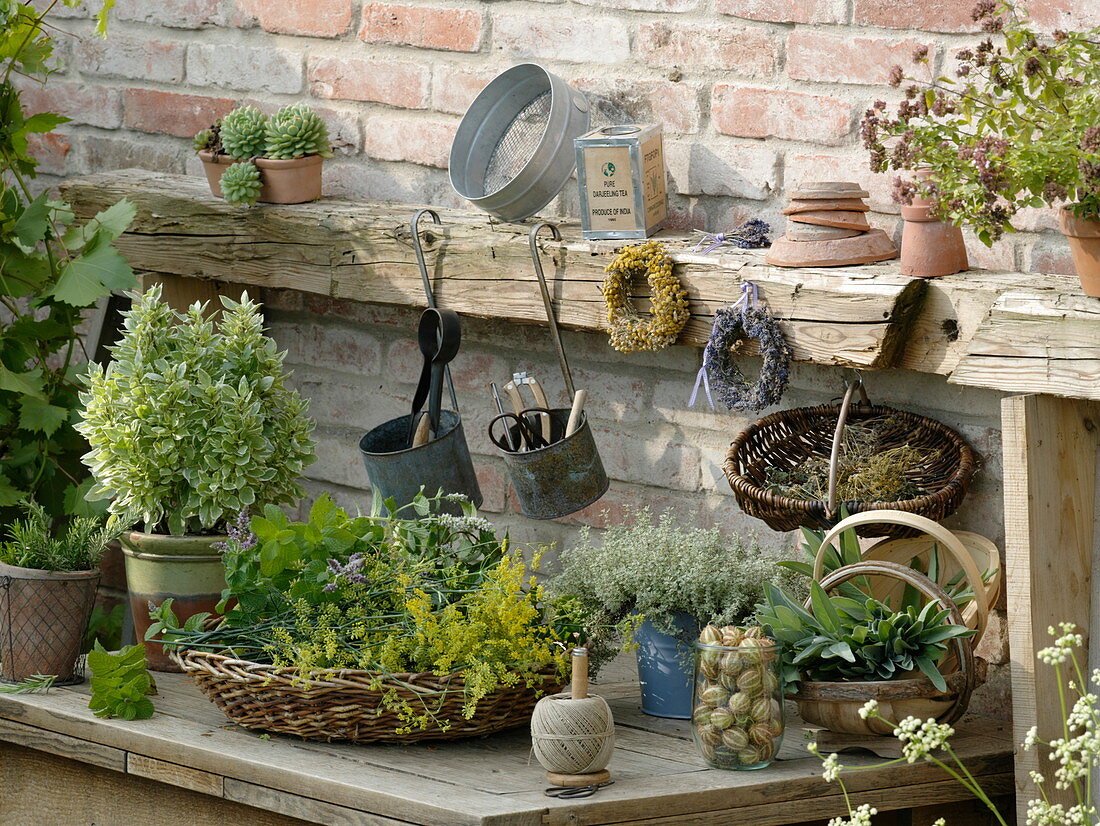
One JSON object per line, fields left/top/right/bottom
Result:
{"left": 219, "top": 105, "right": 268, "bottom": 160}
{"left": 860, "top": 0, "right": 1100, "bottom": 244}
{"left": 264, "top": 103, "right": 332, "bottom": 160}
{"left": 77, "top": 285, "right": 316, "bottom": 535}
{"left": 220, "top": 161, "right": 262, "bottom": 206}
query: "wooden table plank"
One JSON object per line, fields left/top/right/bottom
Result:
{"left": 0, "top": 716, "right": 126, "bottom": 773}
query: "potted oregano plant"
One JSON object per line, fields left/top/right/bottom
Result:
{"left": 861, "top": 0, "right": 1100, "bottom": 295}
{"left": 0, "top": 502, "right": 116, "bottom": 684}
{"left": 549, "top": 507, "right": 786, "bottom": 719}
{"left": 194, "top": 103, "right": 332, "bottom": 206}
{"left": 77, "top": 286, "right": 315, "bottom": 670}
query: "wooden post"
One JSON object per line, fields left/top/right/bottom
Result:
{"left": 1002, "top": 394, "right": 1100, "bottom": 820}
{"left": 140, "top": 273, "right": 246, "bottom": 314}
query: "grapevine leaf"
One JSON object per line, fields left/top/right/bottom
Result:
{"left": 0, "top": 365, "right": 45, "bottom": 399}
{"left": 49, "top": 243, "right": 135, "bottom": 306}
{"left": 18, "top": 396, "right": 68, "bottom": 436}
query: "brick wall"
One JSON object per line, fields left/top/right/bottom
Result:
{"left": 26, "top": 0, "right": 1090, "bottom": 273}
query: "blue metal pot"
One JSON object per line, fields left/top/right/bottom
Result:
{"left": 635, "top": 612, "right": 699, "bottom": 719}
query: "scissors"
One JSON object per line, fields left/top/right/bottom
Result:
{"left": 544, "top": 780, "right": 614, "bottom": 799}
{"left": 502, "top": 372, "right": 552, "bottom": 443}
{"left": 489, "top": 407, "right": 555, "bottom": 453}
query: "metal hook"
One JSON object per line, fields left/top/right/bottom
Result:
{"left": 410, "top": 209, "right": 458, "bottom": 411}
{"left": 528, "top": 222, "right": 575, "bottom": 399}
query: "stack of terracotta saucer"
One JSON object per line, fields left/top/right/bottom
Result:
{"left": 765, "top": 182, "right": 898, "bottom": 267}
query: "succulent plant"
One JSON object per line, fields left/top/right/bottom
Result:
{"left": 264, "top": 103, "right": 332, "bottom": 160}
{"left": 220, "top": 161, "right": 262, "bottom": 206}
{"left": 220, "top": 105, "right": 269, "bottom": 160}
{"left": 193, "top": 128, "right": 214, "bottom": 153}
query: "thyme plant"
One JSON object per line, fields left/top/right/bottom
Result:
{"left": 861, "top": 0, "right": 1100, "bottom": 243}
{"left": 1, "top": 0, "right": 136, "bottom": 521}
{"left": 77, "top": 286, "right": 315, "bottom": 535}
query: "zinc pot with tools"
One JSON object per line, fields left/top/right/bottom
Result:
{"left": 121, "top": 532, "right": 226, "bottom": 672}
{"left": 0, "top": 562, "right": 99, "bottom": 684}
{"left": 198, "top": 150, "right": 324, "bottom": 204}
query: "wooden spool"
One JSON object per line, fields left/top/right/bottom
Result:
{"left": 793, "top": 559, "right": 980, "bottom": 736}
{"left": 531, "top": 648, "right": 614, "bottom": 786}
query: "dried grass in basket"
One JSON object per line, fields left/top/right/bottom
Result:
{"left": 723, "top": 379, "right": 976, "bottom": 538}
{"left": 173, "top": 648, "right": 562, "bottom": 744}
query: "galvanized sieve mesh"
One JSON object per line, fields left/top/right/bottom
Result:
{"left": 483, "top": 91, "right": 552, "bottom": 197}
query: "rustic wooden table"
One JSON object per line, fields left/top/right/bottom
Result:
{"left": 0, "top": 670, "right": 1013, "bottom": 826}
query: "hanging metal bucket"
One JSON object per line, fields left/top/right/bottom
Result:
{"left": 359, "top": 409, "right": 483, "bottom": 513}
{"left": 497, "top": 407, "right": 608, "bottom": 520}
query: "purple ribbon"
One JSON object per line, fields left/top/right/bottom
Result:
{"left": 688, "top": 282, "right": 759, "bottom": 410}
{"left": 692, "top": 233, "right": 729, "bottom": 255}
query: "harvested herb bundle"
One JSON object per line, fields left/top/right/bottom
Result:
{"left": 764, "top": 418, "right": 933, "bottom": 503}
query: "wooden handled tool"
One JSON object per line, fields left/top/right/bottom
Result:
{"left": 565, "top": 390, "right": 587, "bottom": 438}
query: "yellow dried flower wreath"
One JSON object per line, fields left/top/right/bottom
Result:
{"left": 601, "top": 240, "right": 690, "bottom": 352}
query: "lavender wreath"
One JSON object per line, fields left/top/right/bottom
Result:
{"left": 703, "top": 305, "right": 791, "bottom": 412}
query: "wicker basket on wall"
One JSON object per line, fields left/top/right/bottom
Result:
{"left": 173, "top": 649, "right": 561, "bottom": 743}
{"left": 723, "top": 379, "right": 977, "bottom": 539}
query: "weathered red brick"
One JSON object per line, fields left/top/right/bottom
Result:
{"left": 362, "top": 115, "right": 457, "bottom": 168}
{"left": 17, "top": 80, "right": 122, "bottom": 129}
{"left": 309, "top": 56, "right": 429, "bottom": 109}
{"left": 235, "top": 0, "right": 353, "bottom": 36}
{"left": 716, "top": 0, "right": 844, "bottom": 24}
{"left": 27, "top": 132, "right": 70, "bottom": 176}
{"left": 573, "top": 0, "right": 698, "bottom": 9}
{"left": 1028, "top": 0, "right": 1100, "bottom": 31}
{"left": 1025, "top": 235, "right": 1077, "bottom": 276}
{"left": 113, "top": 0, "right": 222, "bottom": 28}
{"left": 785, "top": 152, "right": 895, "bottom": 210}
{"left": 637, "top": 21, "right": 779, "bottom": 76}
{"left": 187, "top": 44, "right": 303, "bottom": 94}
{"left": 853, "top": 0, "right": 980, "bottom": 32}
{"left": 431, "top": 65, "right": 497, "bottom": 115}
{"left": 493, "top": 14, "right": 629, "bottom": 64}
{"left": 787, "top": 32, "right": 934, "bottom": 85}
{"left": 76, "top": 36, "right": 186, "bottom": 83}
{"left": 359, "top": 3, "right": 483, "bottom": 52}
{"left": 664, "top": 138, "right": 780, "bottom": 200}
{"left": 572, "top": 77, "right": 701, "bottom": 134}
{"left": 711, "top": 86, "right": 854, "bottom": 145}
{"left": 123, "top": 89, "right": 236, "bottom": 138}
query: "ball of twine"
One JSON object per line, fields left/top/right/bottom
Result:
{"left": 531, "top": 693, "right": 615, "bottom": 775}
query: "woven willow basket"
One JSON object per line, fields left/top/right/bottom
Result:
{"left": 724, "top": 380, "right": 976, "bottom": 538}
{"left": 174, "top": 649, "right": 561, "bottom": 743}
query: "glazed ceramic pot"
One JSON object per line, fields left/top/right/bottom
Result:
{"left": 0, "top": 561, "right": 99, "bottom": 684}
{"left": 635, "top": 613, "right": 699, "bottom": 719}
{"left": 900, "top": 170, "right": 968, "bottom": 278}
{"left": 121, "top": 531, "right": 226, "bottom": 672}
{"left": 1059, "top": 208, "right": 1100, "bottom": 298}
{"left": 198, "top": 151, "right": 323, "bottom": 205}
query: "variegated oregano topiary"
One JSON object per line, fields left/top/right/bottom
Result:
{"left": 220, "top": 161, "right": 262, "bottom": 206}
{"left": 265, "top": 103, "right": 332, "bottom": 160}
{"left": 77, "top": 286, "right": 316, "bottom": 535}
{"left": 219, "top": 105, "right": 268, "bottom": 160}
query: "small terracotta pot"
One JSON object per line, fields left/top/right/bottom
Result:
{"left": 0, "top": 561, "right": 100, "bottom": 684}
{"left": 198, "top": 151, "right": 324, "bottom": 205}
{"left": 900, "top": 169, "right": 968, "bottom": 279}
{"left": 121, "top": 531, "right": 226, "bottom": 672}
{"left": 1059, "top": 208, "right": 1100, "bottom": 298}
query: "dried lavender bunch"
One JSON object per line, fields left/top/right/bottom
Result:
{"left": 861, "top": 0, "right": 1100, "bottom": 243}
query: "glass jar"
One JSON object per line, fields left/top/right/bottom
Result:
{"left": 691, "top": 638, "right": 784, "bottom": 770}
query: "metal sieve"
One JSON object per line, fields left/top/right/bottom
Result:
{"left": 449, "top": 63, "right": 590, "bottom": 223}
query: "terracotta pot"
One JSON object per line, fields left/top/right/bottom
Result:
{"left": 198, "top": 151, "right": 324, "bottom": 205}
{"left": 899, "top": 169, "right": 968, "bottom": 278}
{"left": 121, "top": 531, "right": 226, "bottom": 672}
{"left": 1059, "top": 208, "right": 1100, "bottom": 298}
{"left": 0, "top": 561, "right": 99, "bottom": 684}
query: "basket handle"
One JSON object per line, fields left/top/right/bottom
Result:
{"left": 826, "top": 378, "right": 871, "bottom": 515}
{"left": 813, "top": 559, "right": 976, "bottom": 725}
{"left": 813, "top": 509, "right": 990, "bottom": 643}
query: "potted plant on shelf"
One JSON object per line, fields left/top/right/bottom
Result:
{"left": 76, "top": 286, "right": 315, "bottom": 671}
{"left": 549, "top": 507, "right": 788, "bottom": 719}
{"left": 148, "top": 492, "right": 595, "bottom": 742}
{"left": 0, "top": 502, "right": 116, "bottom": 684}
{"left": 194, "top": 103, "right": 332, "bottom": 206}
{"left": 860, "top": 0, "right": 1100, "bottom": 294}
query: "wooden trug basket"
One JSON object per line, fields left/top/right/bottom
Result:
{"left": 792, "top": 554, "right": 984, "bottom": 737}
{"left": 173, "top": 649, "right": 561, "bottom": 743}
{"left": 723, "top": 380, "right": 977, "bottom": 538}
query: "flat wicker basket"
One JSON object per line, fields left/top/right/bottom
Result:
{"left": 173, "top": 649, "right": 561, "bottom": 743}
{"left": 723, "top": 380, "right": 976, "bottom": 538}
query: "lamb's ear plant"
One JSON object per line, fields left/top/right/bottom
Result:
{"left": 77, "top": 285, "right": 316, "bottom": 535}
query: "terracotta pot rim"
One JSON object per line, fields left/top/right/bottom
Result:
{"left": 0, "top": 560, "right": 100, "bottom": 580}
{"left": 197, "top": 150, "right": 324, "bottom": 169}
{"left": 1059, "top": 206, "right": 1100, "bottom": 239}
